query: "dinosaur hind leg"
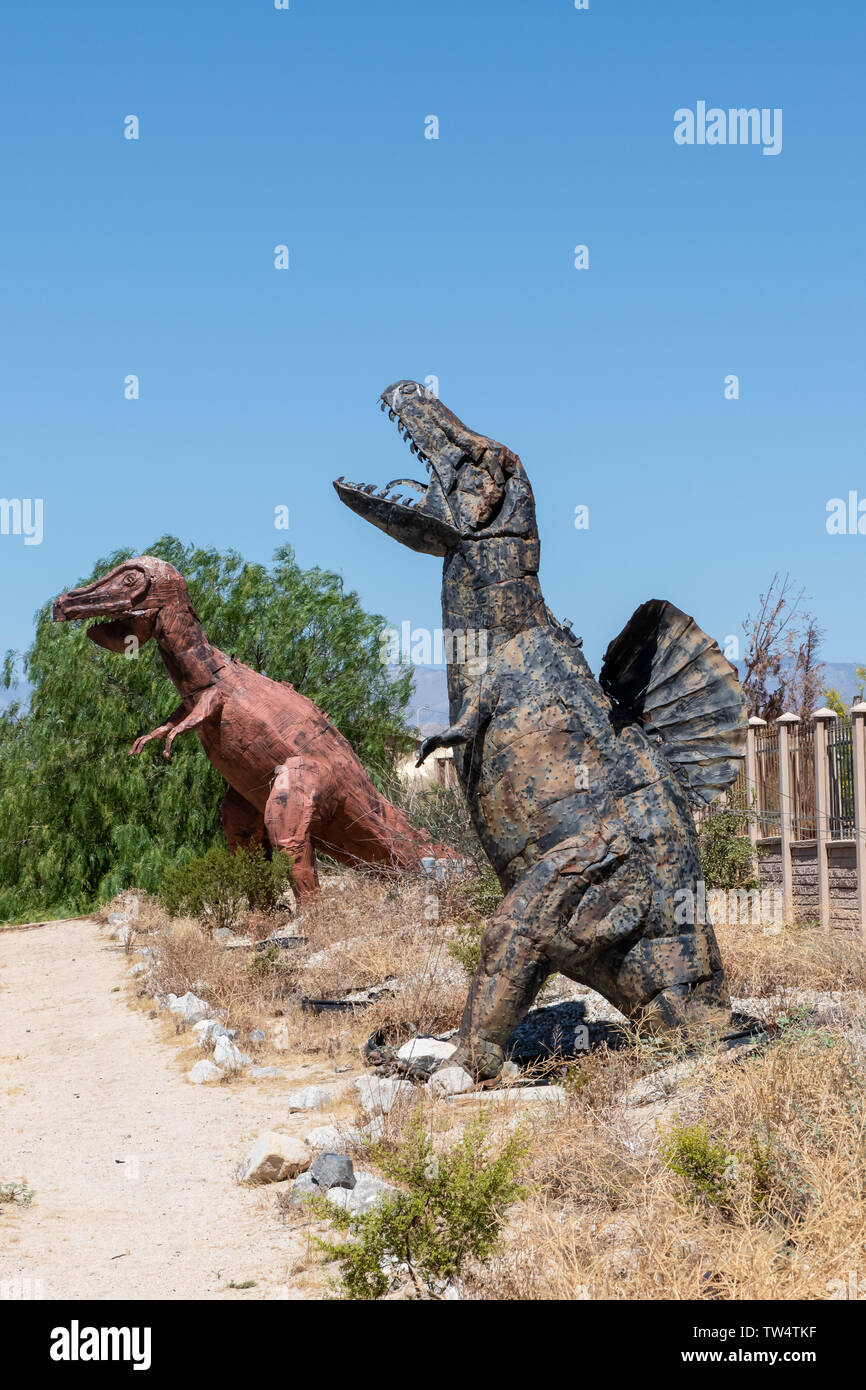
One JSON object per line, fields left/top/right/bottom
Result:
{"left": 263, "top": 758, "right": 321, "bottom": 900}
{"left": 451, "top": 834, "right": 635, "bottom": 1081}
{"left": 220, "top": 787, "right": 268, "bottom": 853}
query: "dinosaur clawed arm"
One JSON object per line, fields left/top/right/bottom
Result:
{"left": 415, "top": 680, "right": 494, "bottom": 766}
{"left": 129, "top": 703, "right": 186, "bottom": 757}
{"left": 129, "top": 690, "right": 224, "bottom": 761}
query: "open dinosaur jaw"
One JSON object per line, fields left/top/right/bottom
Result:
{"left": 333, "top": 476, "right": 459, "bottom": 557}
{"left": 333, "top": 392, "right": 462, "bottom": 557}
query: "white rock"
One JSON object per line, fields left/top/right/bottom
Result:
{"left": 192, "top": 1019, "right": 236, "bottom": 1046}
{"left": 286, "top": 1085, "right": 333, "bottom": 1113}
{"left": 271, "top": 1022, "right": 291, "bottom": 1053}
{"left": 451, "top": 1084, "right": 567, "bottom": 1108}
{"left": 396, "top": 1037, "right": 457, "bottom": 1064}
{"left": 188, "top": 1060, "right": 223, "bottom": 1085}
{"left": 428, "top": 1065, "right": 474, "bottom": 1097}
{"left": 127, "top": 962, "right": 146, "bottom": 978}
{"left": 305, "top": 1123, "right": 363, "bottom": 1152}
{"left": 213, "top": 1035, "right": 252, "bottom": 1069}
{"left": 355, "top": 1075, "right": 416, "bottom": 1115}
{"left": 166, "top": 991, "right": 212, "bottom": 1025}
{"left": 239, "top": 1132, "right": 312, "bottom": 1185}
{"left": 326, "top": 1172, "right": 394, "bottom": 1216}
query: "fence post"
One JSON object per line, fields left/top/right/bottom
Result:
{"left": 812, "top": 707, "right": 837, "bottom": 933}
{"left": 776, "top": 712, "right": 799, "bottom": 926}
{"left": 851, "top": 701, "right": 866, "bottom": 942}
{"left": 746, "top": 716, "right": 766, "bottom": 848}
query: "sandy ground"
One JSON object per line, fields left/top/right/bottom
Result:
{"left": 0, "top": 919, "right": 342, "bottom": 1300}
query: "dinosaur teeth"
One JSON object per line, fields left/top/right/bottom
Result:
{"left": 389, "top": 410, "right": 396, "bottom": 422}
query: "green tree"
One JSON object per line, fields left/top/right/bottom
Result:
{"left": 0, "top": 538, "right": 412, "bottom": 922}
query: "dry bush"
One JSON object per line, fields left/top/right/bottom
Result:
{"left": 144, "top": 917, "right": 296, "bottom": 1043}
{"left": 717, "top": 921, "right": 866, "bottom": 1005}
{"left": 469, "top": 1016, "right": 866, "bottom": 1301}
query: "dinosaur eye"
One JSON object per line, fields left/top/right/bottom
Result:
{"left": 123, "top": 574, "right": 136, "bottom": 585}
{"left": 400, "top": 382, "right": 417, "bottom": 395}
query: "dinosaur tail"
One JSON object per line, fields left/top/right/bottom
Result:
{"left": 599, "top": 599, "right": 748, "bottom": 807}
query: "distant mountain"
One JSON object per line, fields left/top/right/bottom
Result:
{"left": 820, "top": 663, "right": 864, "bottom": 704}
{"left": 409, "top": 666, "right": 450, "bottom": 736}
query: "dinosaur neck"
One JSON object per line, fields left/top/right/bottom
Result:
{"left": 441, "top": 534, "right": 546, "bottom": 700}
{"left": 154, "top": 603, "right": 224, "bottom": 697}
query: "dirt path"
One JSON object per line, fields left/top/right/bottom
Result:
{"left": 0, "top": 919, "right": 336, "bottom": 1300}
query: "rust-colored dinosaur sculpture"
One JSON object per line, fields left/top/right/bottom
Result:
{"left": 53, "top": 556, "right": 440, "bottom": 898}
{"left": 336, "top": 381, "right": 748, "bottom": 1079}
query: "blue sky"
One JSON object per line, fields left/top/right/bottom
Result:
{"left": 1, "top": 0, "right": 863, "bottom": 677}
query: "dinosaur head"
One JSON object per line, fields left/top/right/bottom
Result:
{"left": 53, "top": 556, "right": 193, "bottom": 652}
{"left": 333, "top": 381, "right": 536, "bottom": 557}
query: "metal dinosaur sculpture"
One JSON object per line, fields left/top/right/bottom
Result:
{"left": 335, "top": 381, "right": 748, "bottom": 1080}
{"left": 53, "top": 556, "right": 442, "bottom": 899}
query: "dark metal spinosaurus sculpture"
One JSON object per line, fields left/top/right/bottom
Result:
{"left": 53, "top": 556, "right": 442, "bottom": 899}
{"left": 335, "top": 381, "right": 748, "bottom": 1080}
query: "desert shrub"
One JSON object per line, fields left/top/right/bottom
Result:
{"left": 659, "top": 1120, "right": 741, "bottom": 1214}
{"left": 448, "top": 918, "right": 485, "bottom": 979}
{"left": 311, "top": 1111, "right": 528, "bottom": 1299}
{"left": 0, "top": 1181, "right": 35, "bottom": 1209}
{"left": 159, "top": 844, "right": 293, "bottom": 929}
{"left": 698, "top": 807, "right": 759, "bottom": 890}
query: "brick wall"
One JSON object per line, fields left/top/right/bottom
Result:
{"left": 757, "top": 837, "right": 860, "bottom": 929}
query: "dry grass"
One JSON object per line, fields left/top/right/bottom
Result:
{"left": 112, "top": 872, "right": 866, "bottom": 1299}
{"left": 466, "top": 1016, "right": 866, "bottom": 1301}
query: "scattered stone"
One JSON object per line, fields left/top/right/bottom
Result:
{"left": 222, "top": 937, "right": 253, "bottom": 951}
{"left": 192, "top": 1019, "right": 236, "bottom": 1046}
{"left": 289, "top": 1170, "right": 320, "bottom": 1205}
{"left": 166, "top": 992, "right": 212, "bottom": 1026}
{"left": 271, "top": 1022, "right": 290, "bottom": 1053}
{"left": 305, "top": 1123, "right": 363, "bottom": 1152}
{"left": 396, "top": 1036, "right": 457, "bottom": 1064}
{"left": 212, "top": 928, "right": 235, "bottom": 943}
{"left": 213, "top": 1035, "right": 252, "bottom": 1070}
{"left": 108, "top": 912, "right": 128, "bottom": 927}
{"left": 248, "top": 1028, "right": 266, "bottom": 1044}
{"left": 428, "top": 1065, "right": 474, "bottom": 1097}
{"left": 127, "top": 963, "right": 146, "bottom": 978}
{"left": 449, "top": 1083, "right": 567, "bottom": 1109}
{"left": 240, "top": 1132, "right": 312, "bottom": 1185}
{"left": 361, "top": 1115, "right": 387, "bottom": 1142}
{"left": 310, "top": 1153, "right": 356, "bottom": 1191}
{"left": 286, "top": 1085, "right": 333, "bottom": 1113}
{"left": 188, "top": 1059, "right": 224, "bottom": 1085}
{"left": 136, "top": 947, "right": 154, "bottom": 960}
{"left": 327, "top": 1172, "right": 395, "bottom": 1216}
{"left": 355, "top": 1075, "right": 415, "bottom": 1115}
{"left": 501, "top": 1060, "right": 521, "bottom": 1081}
{"left": 249, "top": 1066, "right": 284, "bottom": 1079}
